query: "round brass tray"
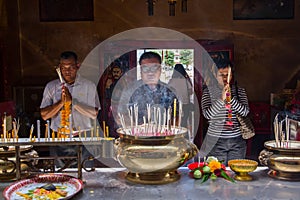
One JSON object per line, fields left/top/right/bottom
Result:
{"left": 125, "top": 171, "right": 180, "bottom": 185}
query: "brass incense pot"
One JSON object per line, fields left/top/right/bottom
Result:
{"left": 259, "top": 140, "right": 300, "bottom": 181}
{"left": 228, "top": 159, "right": 258, "bottom": 181}
{"left": 115, "top": 127, "right": 198, "bottom": 184}
{"left": 0, "top": 145, "right": 38, "bottom": 181}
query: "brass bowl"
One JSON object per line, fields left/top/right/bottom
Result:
{"left": 228, "top": 159, "right": 258, "bottom": 181}
{"left": 259, "top": 140, "right": 300, "bottom": 181}
{"left": 115, "top": 127, "right": 198, "bottom": 184}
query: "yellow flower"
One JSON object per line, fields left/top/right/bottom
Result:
{"left": 208, "top": 160, "right": 221, "bottom": 172}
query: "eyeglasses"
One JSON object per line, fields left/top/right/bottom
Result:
{"left": 141, "top": 64, "right": 161, "bottom": 73}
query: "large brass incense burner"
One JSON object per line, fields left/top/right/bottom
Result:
{"left": 115, "top": 127, "right": 198, "bottom": 184}
{"left": 259, "top": 140, "right": 300, "bottom": 181}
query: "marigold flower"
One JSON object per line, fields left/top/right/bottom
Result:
{"left": 208, "top": 160, "right": 221, "bottom": 172}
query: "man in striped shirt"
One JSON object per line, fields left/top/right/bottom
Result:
{"left": 201, "top": 58, "right": 250, "bottom": 165}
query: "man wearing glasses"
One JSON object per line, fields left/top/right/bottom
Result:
{"left": 129, "top": 51, "right": 177, "bottom": 124}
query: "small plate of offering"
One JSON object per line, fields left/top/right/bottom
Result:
{"left": 3, "top": 174, "right": 83, "bottom": 200}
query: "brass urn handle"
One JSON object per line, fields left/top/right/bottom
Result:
{"left": 258, "top": 149, "right": 273, "bottom": 166}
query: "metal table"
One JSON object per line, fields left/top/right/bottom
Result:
{"left": 2, "top": 167, "right": 296, "bottom": 200}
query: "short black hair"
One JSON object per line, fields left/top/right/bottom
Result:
{"left": 60, "top": 51, "right": 78, "bottom": 62}
{"left": 174, "top": 64, "right": 187, "bottom": 76}
{"left": 214, "top": 58, "right": 232, "bottom": 70}
{"left": 139, "top": 51, "right": 162, "bottom": 65}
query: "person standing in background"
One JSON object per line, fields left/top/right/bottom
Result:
{"left": 104, "top": 64, "right": 123, "bottom": 137}
{"left": 105, "top": 64, "right": 123, "bottom": 99}
{"left": 168, "top": 64, "right": 193, "bottom": 127}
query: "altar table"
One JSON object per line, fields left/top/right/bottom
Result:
{"left": 1, "top": 167, "right": 299, "bottom": 200}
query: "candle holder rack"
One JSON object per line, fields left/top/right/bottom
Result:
{"left": 0, "top": 138, "right": 115, "bottom": 181}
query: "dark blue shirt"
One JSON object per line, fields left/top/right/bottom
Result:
{"left": 129, "top": 80, "right": 177, "bottom": 124}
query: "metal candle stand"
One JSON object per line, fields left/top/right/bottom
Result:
{"left": 0, "top": 138, "right": 115, "bottom": 181}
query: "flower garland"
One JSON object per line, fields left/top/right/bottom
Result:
{"left": 60, "top": 101, "right": 71, "bottom": 137}
{"left": 225, "top": 90, "right": 233, "bottom": 126}
{"left": 188, "top": 156, "right": 235, "bottom": 183}
{"left": 225, "top": 67, "right": 233, "bottom": 126}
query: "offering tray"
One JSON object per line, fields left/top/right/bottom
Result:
{"left": 259, "top": 140, "right": 300, "bottom": 181}
{"left": 3, "top": 174, "right": 83, "bottom": 200}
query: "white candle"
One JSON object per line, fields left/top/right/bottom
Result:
{"left": 47, "top": 120, "right": 50, "bottom": 140}
{"left": 147, "top": 104, "right": 151, "bottom": 124}
{"left": 158, "top": 107, "right": 161, "bottom": 133}
{"left": 134, "top": 104, "right": 138, "bottom": 127}
{"left": 128, "top": 106, "right": 133, "bottom": 128}
{"left": 153, "top": 107, "right": 157, "bottom": 125}
{"left": 143, "top": 116, "right": 146, "bottom": 134}
{"left": 37, "top": 120, "right": 40, "bottom": 142}
{"left": 286, "top": 116, "right": 289, "bottom": 144}
{"left": 178, "top": 101, "right": 182, "bottom": 128}
{"left": 166, "top": 109, "right": 169, "bottom": 131}
{"left": 274, "top": 121, "right": 278, "bottom": 147}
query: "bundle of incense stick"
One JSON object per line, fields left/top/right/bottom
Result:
{"left": 118, "top": 101, "right": 183, "bottom": 136}
{"left": 119, "top": 125, "right": 183, "bottom": 136}
{"left": 273, "top": 114, "right": 290, "bottom": 148}
{"left": 55, "top": 66, "right": 64, "bottom": 83}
